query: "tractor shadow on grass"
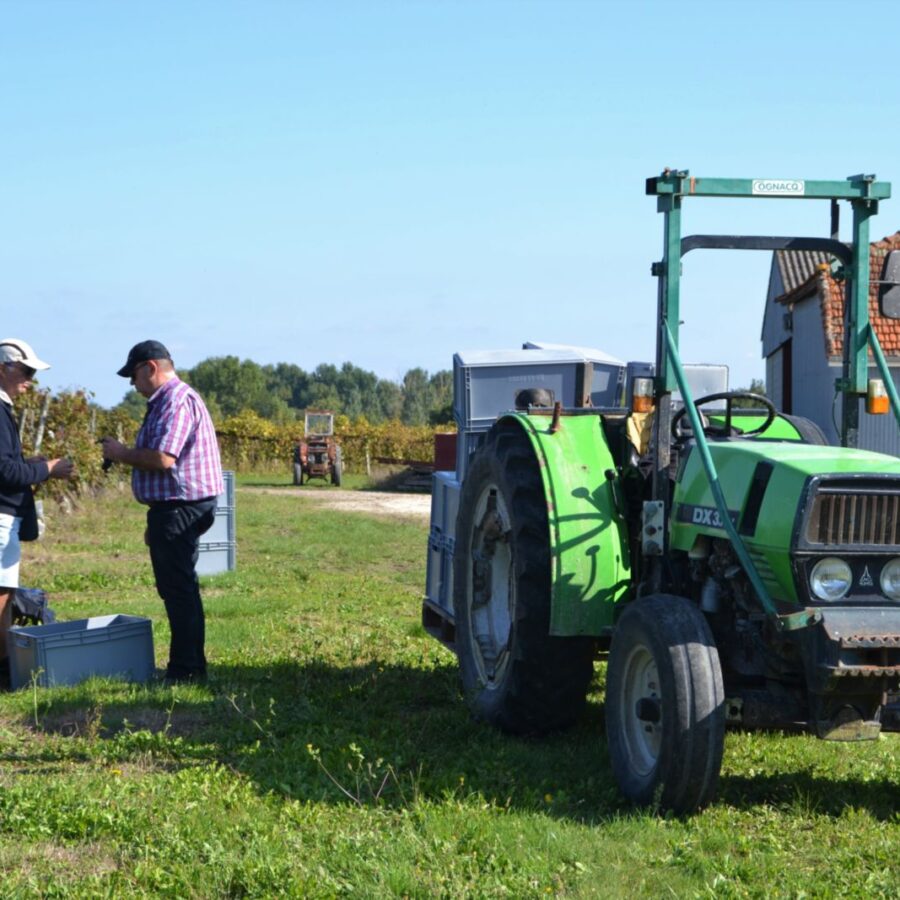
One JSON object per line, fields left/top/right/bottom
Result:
{"left": 9, "top": 658, "right": 617, "bottom": 819}
{"left": 189, "top": 658, "right": 624, "bottom": 819}
{"left": 715, "top": 767, "right": 900, "bottom": 819}
{"left": 11, "top": 659, "right": 900, "bottom": 822}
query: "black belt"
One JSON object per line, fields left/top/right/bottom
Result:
{"left": 146, "top": 497, "right": 215, "bottom": 509}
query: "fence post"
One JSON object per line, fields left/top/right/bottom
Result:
{"left": 34, "top": 392, "right": 52, "bottom": 453}
{"left": 18, "top": 407, "right": 31, "bottom": 442}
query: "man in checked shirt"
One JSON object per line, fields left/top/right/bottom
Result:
{"left": 102, "top": 340, "right": 223, "bottom": 685}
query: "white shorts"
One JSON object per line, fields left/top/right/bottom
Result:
{"left": 0, "top": 513, "right": 21, "bottom": 589}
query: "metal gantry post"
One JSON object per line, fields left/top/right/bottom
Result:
{"left": 841, "top": 179, "right": 878, "bottom": 447}
{"left": 650, "top": 173, "right": 684, "bottom": 521}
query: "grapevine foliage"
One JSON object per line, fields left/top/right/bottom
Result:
{"left": 215, "top": 410, "right": 454, "bottom": 472}
{"left": 14, "top": 388, "right": 138, "bottom": 502}
{"left": 13, "top": 387, "right": 454, "bottom": 500}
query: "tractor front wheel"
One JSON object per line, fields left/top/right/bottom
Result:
{"left": 606, "top": 594, "right": 725, "bottom": 814}
{"left": 453, "top": 421, "right": 593, "bottom": 734}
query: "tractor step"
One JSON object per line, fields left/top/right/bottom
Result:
{"left": 422, "top": 600, "right": 456, "bottom": 650}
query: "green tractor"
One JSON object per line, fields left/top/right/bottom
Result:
{"left": 423, "top": 171, "right": 900, "bottom": 813}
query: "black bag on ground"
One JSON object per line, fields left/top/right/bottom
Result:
{"left": 11, "top": 588, "right": 55, "bottom": 626}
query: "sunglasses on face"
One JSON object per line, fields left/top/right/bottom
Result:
{"left": 11, "top": 362, "right": 36, "bottom": 379}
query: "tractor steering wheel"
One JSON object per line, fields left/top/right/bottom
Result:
{"left": 671, "top": 391, "right": 777, "bottom": 440}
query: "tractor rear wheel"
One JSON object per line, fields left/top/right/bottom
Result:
{"left": 606, "top": 594, "right": 725, "bottom": 814}
{"left": 453, "top": 421, "right": 594, "bottom": 734}
{"left": 331, "top": 447, "right": 343, "bottom": 486}
{"left": 293, "top": 463, "right": 304, "bottom": 486}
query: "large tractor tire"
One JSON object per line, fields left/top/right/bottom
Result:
{"left": 453, "top": 421, "right": 594, "bottom": 734}
{"left": 331, "top": 447, "right": 343, "bottom": 486}
{"left": 293, "top": 463, "right": 304, "bottom": 486}
{"left": 606, "top": 594, "right": 725, "bottom": 814}
{"left": 782, "top": 414, "right": 830, "bottom": 445}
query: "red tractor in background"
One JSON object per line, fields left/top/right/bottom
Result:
{"left": 293, "top": 411, "right": 343, "bottom": 486}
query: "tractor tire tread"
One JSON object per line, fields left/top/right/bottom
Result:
{"left": 606, "top": 594, "right": 725, "bottom": 814}
{"left": 455, "top": 422, "right": 593, "bottom": 736}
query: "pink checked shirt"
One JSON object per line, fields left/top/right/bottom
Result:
{"left": 132, "top": 377, "right": 224, "bottom": 503}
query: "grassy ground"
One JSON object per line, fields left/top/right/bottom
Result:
{"left": 1, "top": 478, "right": 899, "bottom": 897}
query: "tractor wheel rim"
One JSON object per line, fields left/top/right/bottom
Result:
{"left": 468, "top": 483, "right": 514, "bottom": 688}
{"left": 619, "top": 643, "right": 662, "bottom": 777}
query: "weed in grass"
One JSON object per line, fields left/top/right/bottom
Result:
{"left": 306, "top": 741, "right": 422, "bottom": 808}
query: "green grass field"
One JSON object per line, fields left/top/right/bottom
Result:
{"left": 2, "top": 477, "right": 900, "bottom": 897}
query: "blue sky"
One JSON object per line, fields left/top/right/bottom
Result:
{"left": 2, "top": 0, "right": 900, "bottom": 407}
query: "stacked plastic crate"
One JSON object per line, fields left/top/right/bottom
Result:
{"left": 197, "top": 470, "right": 236, "bottom": 576}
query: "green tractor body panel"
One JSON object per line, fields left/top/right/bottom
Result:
{"left": 671, "top": 441, "right": 900, "bottom": 603}
{"left": 713, "top": 413, "right": 812, "bottom": 441}
{"left": 508, "top": 412, "right": 632, "bottom": 635}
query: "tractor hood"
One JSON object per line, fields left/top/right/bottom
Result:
{"left": 670, "top": 441, "right": 900, "bottom": 604}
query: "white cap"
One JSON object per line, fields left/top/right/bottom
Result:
{"left": 0, "top": 338, "right": 51, "bottom": 371}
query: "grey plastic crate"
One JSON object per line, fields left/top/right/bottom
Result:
{"left": 453, "top": 347, "right": 626, "bottom": 433}
{"left": 198, "top": 471, "right": 236, "bottom": 571}
{"left": 205, "top": 506, "right": 235, "bottom": 544}
{"left": 455, "top": 430, "right": 488, "bottom": 483}
{"left": 7, "top": 614, "right": 154, "bottom": 689}
{"left": 205, "top": 470, "right": 236, "bottom": 543}
{"left": 197, "top": 540, "right": 236, "bottom": 576}
{"left": 625, "top": 361, "right": 729, "bottom": 409}
{"left": 221, "top": 469, "right": 236, "bottom": 505}
{"left": 425, "top": 472, "right": 461, "bottom": 617}
{"left": 430, "top": 471, "right": 461, "bottom": 535}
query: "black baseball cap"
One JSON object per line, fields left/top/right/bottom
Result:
{"left": 117, "top": 340, "right": 173, "bottom": 378}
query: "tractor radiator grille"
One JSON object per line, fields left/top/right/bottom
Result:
{"left": 807, "top": 490, "right": 900, "bottom": 546}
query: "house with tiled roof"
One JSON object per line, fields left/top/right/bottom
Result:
{"left": 762, "top": 231, "right": 900, "bottom": 452}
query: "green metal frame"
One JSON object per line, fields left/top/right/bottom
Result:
{"left": 647, "top": 169, "right": 892, "bottom": 632}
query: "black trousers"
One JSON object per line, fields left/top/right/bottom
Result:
{"left": 146, "top": 498, "right": 216, "bottom": 679}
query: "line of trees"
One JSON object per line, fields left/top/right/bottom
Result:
{"left": 114, "top": 357, "right": 454, "bottom": 426}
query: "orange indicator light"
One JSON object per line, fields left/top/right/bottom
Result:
{"left": 632, "top": 377, "right": 654, "bottom": 414}
{"left": 867, "top": 379, "right": 889, "bottom": 415}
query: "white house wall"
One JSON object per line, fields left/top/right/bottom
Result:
{"left": 790, "top": 356, "right": 900, "bottom": 456}
{"left": 762, "top": 261, "right": 789, "bottom": 356}
{"left": 786, "top": 298, "right": 839, "bottom": 443}
{"left": 856, "top": 364, "right": 900, "bottom": 456}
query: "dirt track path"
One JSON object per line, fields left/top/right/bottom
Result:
{"left": 241, "top": 486, "right": 431, "bottom": 521}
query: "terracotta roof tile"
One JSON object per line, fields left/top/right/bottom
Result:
{"left": 777, "top": 249, "right": 830, "bottom": 295}
{"left": 776, "top": 232, "right": 900, "bottom": 358}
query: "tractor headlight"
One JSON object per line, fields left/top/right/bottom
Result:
{"left": 880, "top": 558, "right": 900, "bottom": 601}
{"left": 809, "top": 557, "right": 852, "bottom": 601}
